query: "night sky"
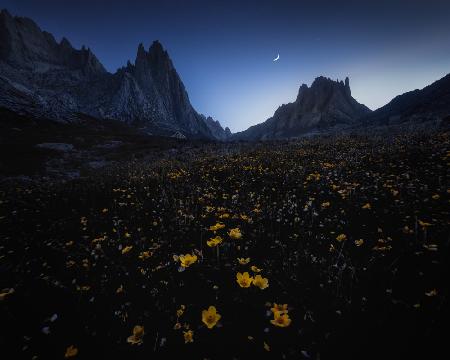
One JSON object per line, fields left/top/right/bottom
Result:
{"left": 2, "top": 0, "right": 450, "bottom": 132}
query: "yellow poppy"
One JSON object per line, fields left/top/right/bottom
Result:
{"left": 179, "top": 254, "right": 198, "bottom": 268}
{"left": 201, "top": 306, "right": 221, "bottom": 329}
{"left": 237, "top": 257, "right": 250, "bottom": 265}
{"left": 64, "top": 345, "right": 78, "bottom": 358}
{"left": 354, "top": 239, "right": 364, "bottom": 247}
{"left": 207, "top": 236, "right": 223, "bottom": 247}
{"left": 270, "top": 303, "right": 288, "bottom": 314}
{"left": 236, "top": 272, "right": 253, "bottom": 288}
{"left": 253, "top": 275, "right": 269, "bottom": 290}
{"left": 270, "top": 312, "right": 292, "bottom": 327}
{"left": 336, "top": 234, "right": 347, "bottom": 242}
{"left": 127, "top": 325, "right": 144, "bottom": 345}
{"left": 121, "top": 245, "right": 133, "bottom": 254}
{"left": 0, "top": 288, "right": 14, "bottom": 301}
{"left": 138, "top": 251, "right": 152, "bottom": 260}
{"left": 228, "top": 228, "right": 242, "bottom": 240}
{"left": 251, "top": 265, "right": 262, "bottom": 273}
{"left": 418, "top": 220, "right": 432, "bottom": 227}
{"left": 209, "top": 223, "right": 225, "bottom": 231}
{"left": 177, "top": 305, "right": 185, "bottom": 318}
{"left": 183, "top": 330, "right": 194, "bottom": 343}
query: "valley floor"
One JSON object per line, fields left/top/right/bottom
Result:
{"left": 0, "top": 132, "right": 449, "bottom": 359}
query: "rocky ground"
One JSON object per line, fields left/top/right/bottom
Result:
{"left": 0, "top": 130, "right": 448, "bottom": 359}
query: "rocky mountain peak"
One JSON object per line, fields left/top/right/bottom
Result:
{"left": 0, "top": 9, "right": 229, "bottom": 140}
{"left": 234, "top": 75, "right": 371, "bottom": 140}
{"left": 59, "top": 37, "right": 73, "bottom": 49}
{"left": 137, "top": 42, "right": 146, "bottom": 59}
{"left": 296, "top": 83, "right": 309, "bottom": 101}
{"left": 203, "top": 115, "right": 231, "bottom": 141}
{"left": 149, "top": 40, "right": 164, "bottom": 54}
{"left": 344, "top": 76, "right": 351, "bottom": 96}
{"left": 0, "top": 10, "right": 106, "bottom": 76}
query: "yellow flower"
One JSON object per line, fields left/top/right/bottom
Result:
{"left": 201, "top": 306, "right": 221, "bottom": 329}
{"left": 270, "top": 312, "right": 292, "bottom": 327}
{"left": 121, "top": 245, "right": 133, "bottom": 254}
{"left": 64, "top": 345, "right": 78, "bottom": 358}
{"left": 418, "top": 220, "right": 432, "bottom": 227}
{"left": 251, "top": 265, "right": 262, "bottom": 273}
{"left": 127, "top": 325, "right": 144, "bottom": 345}
{"left": 432, "top": 194, "right": 440, "bottom": 200}
{"left": 207, "top": 236, "right": 223, "bottom": 247}
{"left": 124, "top": 232, "right": 131, "bottom": 238}
{"left": 237, "top": 257, "right": 250, "bottom": 265}
{"left": 253, "top": 275, "right": 269, "bottom": 290}
{"left": 354, "top": 239, "right": 364, "bottom": 247}
{"left": 336, "top": 234, "right": 347, "bottom": 242}
{"left": 183, "top": 330, "right": 194, "bottom": 343}
{"left": 209, "top": 222, "right": 225, "bottom": 231}
{"left": 0, "top": 288, "right": 14, "bottom": 301}
{"left": 270, "top": 303, "right": 288, "bottom": 314}
{"left": 228, "top": 228, "right": 242, "bottom": 240}
{"left": 236, "top": 272, "right": 253, "bottom": 288}
{"left": 321, "top": 201, "right": 330, "bottom": 208}
{"left": 116, "top": 285, "right": 124, "bottom": 294}
{"left": 362, "top": 203, "right": 371, "bottom": 209}
{"left": 179, "top": 254, "right": 198, "bottom": 268}
{"left": 177, "top": 305, "right": 186, "bottom": 318}
{"left": 138, "top": 251, "right": 152, "bottom": 260}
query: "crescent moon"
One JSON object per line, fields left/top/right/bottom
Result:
{"left": 273, "top": 54, "right": 280, "bottom": 61}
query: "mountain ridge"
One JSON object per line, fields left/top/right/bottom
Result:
{"left": 359, "top": 73, "right": 450, "bottom": 128}
{"left": 0, "top": 9, "right": 230, "bottom": 140}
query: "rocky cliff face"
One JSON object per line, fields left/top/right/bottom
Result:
{"left": 233, "top": 76, "right": 371, "bottom": 140}
{"left": 0, "top": 9, "right": 227, "bottom": 140}
{"left": 202, "top": 115, "right": 231, "bottom": 141}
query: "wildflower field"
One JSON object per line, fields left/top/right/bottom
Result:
{"left": 0, "top": 132, "right": 448, "bottom": 359}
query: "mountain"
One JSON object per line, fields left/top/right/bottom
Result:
{"left": 202, "top": 115, "right": 232, "bottom": 141}
{"left": 233, "top": 76, "right": 371, "bottom": 140}
{"left": 0, "top": 9, "right": 229, "bottom": 140}
{"left": 360, "top": 73, "right": 450, "bottom": 129}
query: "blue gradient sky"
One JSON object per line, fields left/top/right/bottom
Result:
{"left": 2, "top": 0, "right": 450, "bottom": 132}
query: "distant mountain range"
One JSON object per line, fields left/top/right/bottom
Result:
{"left": 0, "top": 9, "right": 230, "bottom": 140}
{"left": 234, "top": 74, "right": 450, "bottom": 140}
{"left": 0, "top": 9, "right": 448, "bottom": 141}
